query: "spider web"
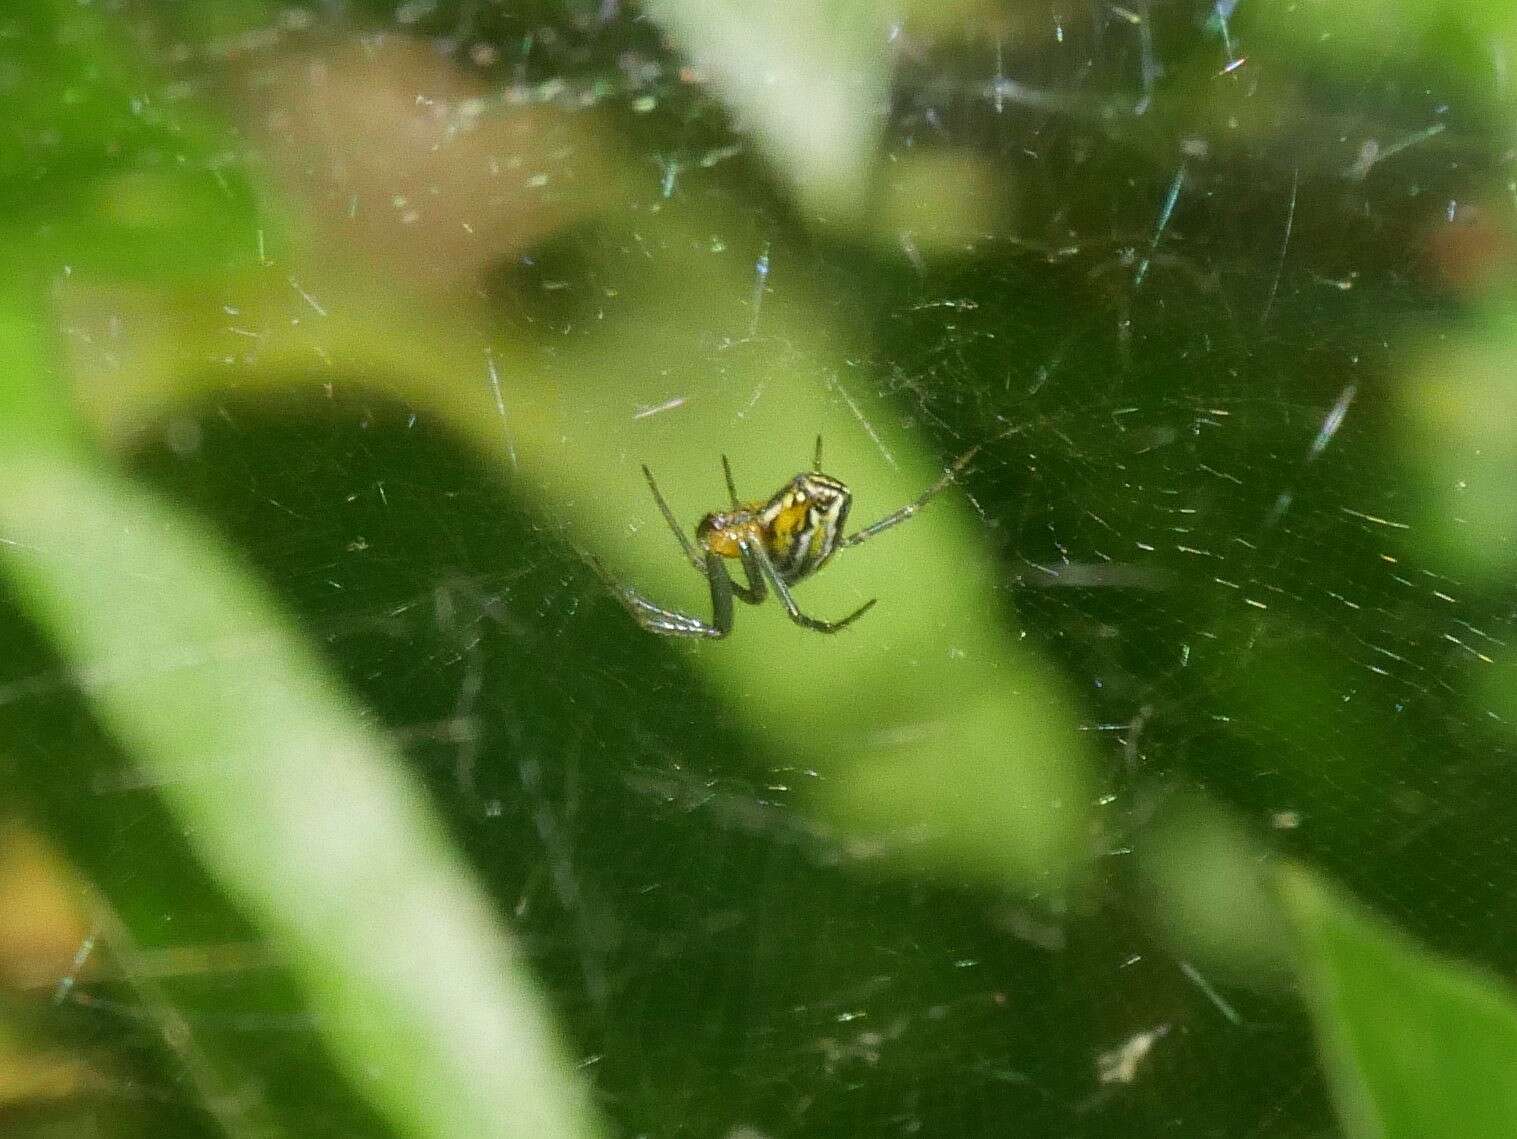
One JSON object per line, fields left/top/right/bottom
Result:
{"left": 12, "top": 1, "right": 1516, "bottom": 1136}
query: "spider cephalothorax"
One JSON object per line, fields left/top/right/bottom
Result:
{"left": 594, "top": 437, "right": 976, "bottom": 639}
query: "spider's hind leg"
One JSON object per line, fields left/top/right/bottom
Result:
{"left": 840, "top": 444, "right": 982, "bottom": 548}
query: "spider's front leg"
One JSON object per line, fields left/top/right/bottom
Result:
{"left": 587, "top": 552, "right": 730, "bottom": 638}
{"left": 642, "top": 464, "right": 705, "bottom": 572}
{"left": 701, "top": 551, "right": 736, "bottom": 636}
{"left": 742, "top": 541, "right": 876, "bottom": 634}
{"left": 728, "top": 553, "right": 767, "bottom": 607}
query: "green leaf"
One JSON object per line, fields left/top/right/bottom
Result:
{"left": 0, "top": 0, "right": 265, "bottom": 279}
{"left": 1282, "top": 866, "right": 1517, "bottom": 1139}
{"left": 63, "top": 252, "right": 1099, "bottom": 898}
{"left": 639, "top": 0, "right": 891, "bottom": 213}
{"left": 0, "top": 297, "right": 604, "bottom": 1139}
{"left": 1400, "top": 307, "right": 1517, "bottom": 580}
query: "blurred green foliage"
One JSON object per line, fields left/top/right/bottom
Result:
{"left": 3, "top": 0, "right": 1517, "bottom": 1136}
{"left": 1285, "top": 868, "right": 1517, "bottom": 1139}
{"left": 0, "top": 1, "right": 264, "bottom": 279}
{"left": 0, "top": 3, "right": 601, "bottom": 1137}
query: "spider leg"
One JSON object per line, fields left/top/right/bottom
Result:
{"left": 743, "top": 540, "right": 875, "bottom": 633}
{"left": 703, "top": 552, "right": 736, "bottom": 636}
{"left": 641, "top": 464, "right": 704, "bottom": 572}
{"left": 706, "top": 458, "right": 767, "bottom": 604}
{"left": 586, "top": 552, "right": 728, "bottom": 638}
{"left": 840, "top": 444, "right": 981, "bottom": 548}
{"left": 724, "top": 537, "right": 768, "bottom": 606}
{"left": 729, "top": 558, "right": 766, "bottom": 606}
{"left": 721, "top": 454, "right": 740, "bottom": 507}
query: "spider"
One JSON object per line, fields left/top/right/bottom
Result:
{"left": 594, "top": 437, "right": 979, "bottom": 638}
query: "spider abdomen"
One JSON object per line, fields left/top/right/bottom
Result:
{"left": 761, "top": 473, "right": 851, "bottom": 582}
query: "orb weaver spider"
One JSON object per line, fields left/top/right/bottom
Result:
{"left": 594, "top": 437, "right": 979, "bottom": 638}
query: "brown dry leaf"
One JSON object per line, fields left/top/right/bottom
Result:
{"left": 0, "top": 822, "right": 93, "bottom": 994}
{"left": 240, "top": 34, "right": 621, "bottom": 292}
